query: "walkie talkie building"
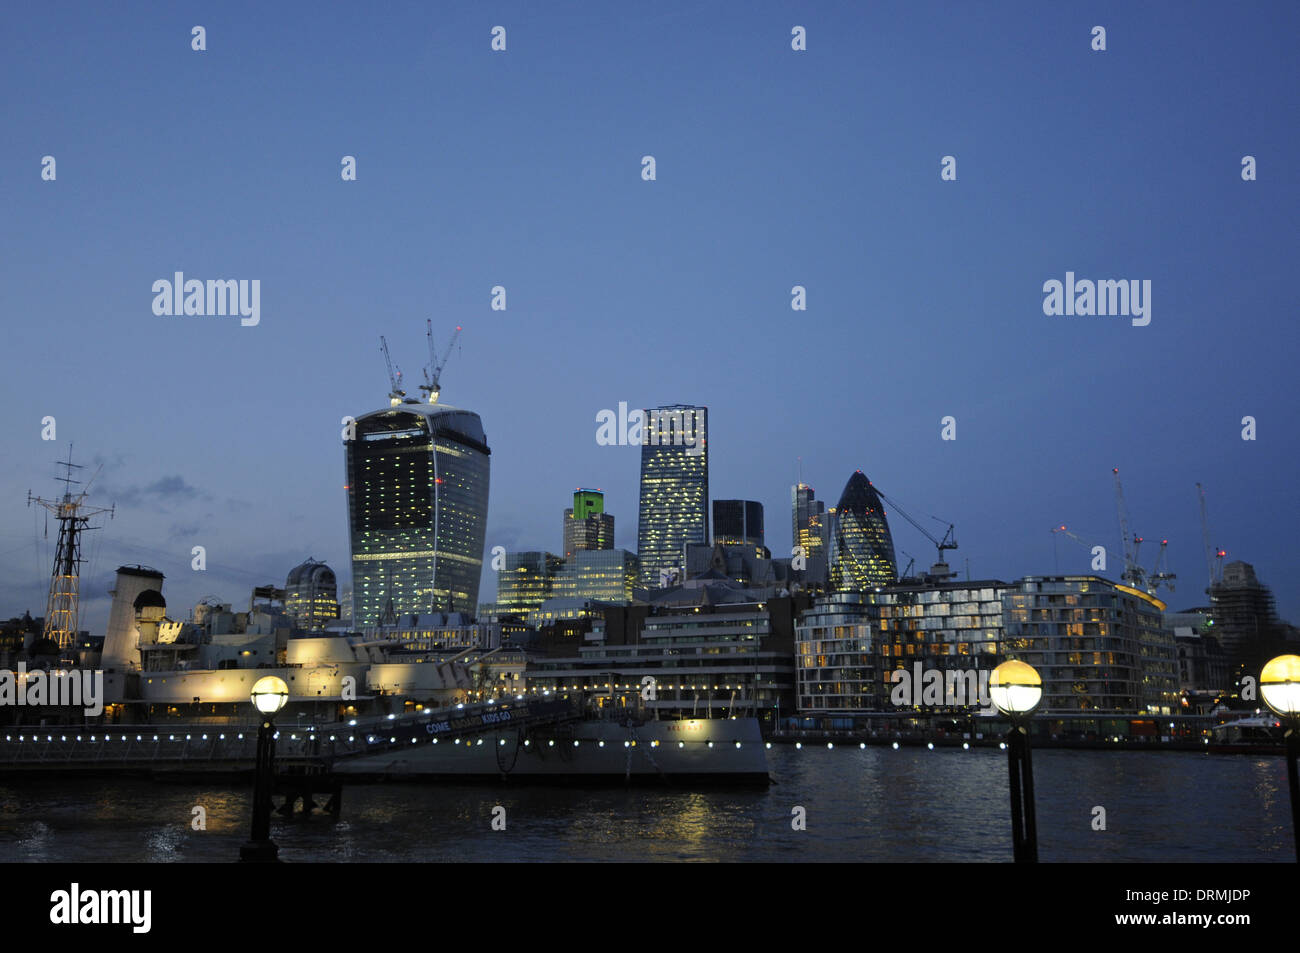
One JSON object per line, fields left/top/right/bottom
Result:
{"left": 345, "top": 400, "right": 490, "bottom": 626}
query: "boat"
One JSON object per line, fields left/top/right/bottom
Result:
{"left": 333, "top": 711, "right": 771, "bottom": 784}
{"left": 1206, "top": 714, "right": 1286, "bottom": 754}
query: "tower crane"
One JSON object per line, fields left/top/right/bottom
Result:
{"left": 380, "top": 336, "right": 404, "bottom": 405}
{"left": 420, "top": 321, "right": 462, "bottom": 404}
{"left": 1112, "top": 468, "right": 1145, "bottom": 590}
{"left": 1051, "top": 525, "right": 1111, "bottom": 573}
{"left": 1145, "top": 538, "right": 1176, "bottom": 594}
{"left": 1052, "top": 522, "right": 1175, "bottom": 596}
{"left": 1196, "top": 483, "right": 1226, "bottom": 593}
{"left": 873, "top": 488, "right": 957, "bottom": 577}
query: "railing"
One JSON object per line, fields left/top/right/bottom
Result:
{"left": 0, "top": 698, "right": 582, "bottom": 768}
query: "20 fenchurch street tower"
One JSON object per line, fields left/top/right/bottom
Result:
{"left": 636, "top": 405, "right": 708, "bottom": 587}
{"left": 345, "top": 399, "right": 490, "bottom": 625}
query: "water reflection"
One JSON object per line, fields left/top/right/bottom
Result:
{"left": 0, "top": 748, "right": 1292, "bottom": 862}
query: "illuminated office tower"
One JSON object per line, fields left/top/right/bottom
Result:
{"left": 791, "top": 484, "right": 826, "bottom": 561}
{"left": 830, "top": 471, "right": 897, "bottom": 591}
{"left": 345, "top": 400, "right": 490, "bottom": 625}
{"left": 713, "top": 500, "right": 765, "bottom": 555}
{"left": 496, "top": 551, "right": 563, "bottom": 623}
{"left": 636, "top": 404, "right": 709, "bottom": 587}
{"left": 284, "top": 558, "right": 341, "bottom": 631}
{"left": 563, "top": 489, "right": 615, "bottom": 558}
{"left": 552, "top": 549, "right": 640, "bottom": 604}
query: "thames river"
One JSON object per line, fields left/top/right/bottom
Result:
{"left": 0, "top": 747, "right": 1291, "bottom": 862}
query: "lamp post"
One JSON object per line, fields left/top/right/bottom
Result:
{"left": 240, "top": 675, "right": 289, "bottom": 863}
{"left": 1260, "top": 654, "right": 1300, "bottom": 862}
{"left": 989, "top": 660, "right": 1043, "bottom": 863}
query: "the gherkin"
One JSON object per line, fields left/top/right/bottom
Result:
{"left": 831, "top": 471, "right": 897, "bottom": 591}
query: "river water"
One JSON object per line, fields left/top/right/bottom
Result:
{"left": 0, "top": 747, "right": 1291, "bottom": 862}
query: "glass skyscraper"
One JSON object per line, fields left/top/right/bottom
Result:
{"left": 552, "top": 548, "right": 640, "bottom": 604}
{"left": 345, "top": 400, "right": 490, "bottom": 625}
{"left": 791, "top": 483, "right": 826, "bottom": 561}
{"left": 830, "top": 471, "right": 897, "bottom": 591}
{"left": 636, "top": 404, "right": 708, "bottom": 587}
{"left": 713, "top": 499, "right": 764, "bottom": 553}
{"left": 496, "top": 551, "right": 563, "bottom": 622}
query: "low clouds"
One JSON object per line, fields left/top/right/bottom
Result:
{"left": 106, "top": 475, "right": 209, "bottom": 509}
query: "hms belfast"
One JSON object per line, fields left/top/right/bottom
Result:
{"left": 1, "top": 327, "right": 769, "bottom": 783}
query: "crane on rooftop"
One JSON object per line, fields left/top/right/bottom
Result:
{"left": 872, "top": 488, "right": 957, "bottom": 578}
{"left": 380, "top": 335, "right": 404, "bottom": 405}
{"left": 420, "top": 321, "right": 461, "bottom": 404}
{"left": 1110, "top": 468, "right": 1176, "bottom": 596}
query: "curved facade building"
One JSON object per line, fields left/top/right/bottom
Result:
{"left": 345, "top": 400, "right": 490, "bottom": 625}
{"left": 285, "top": 557, "right": 341, "bottom": 631}
{"left": 830, "top": 471, "right": 897, "bottom": 591}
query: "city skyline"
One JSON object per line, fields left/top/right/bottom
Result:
{"left": 1, "top": 2, "right": 1296, "bottom": 633}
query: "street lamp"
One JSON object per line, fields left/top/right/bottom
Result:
{"left": 240, "top": 675, "right": 289, "bottom": 863}
{"left": 990, "top": 660, "right": 1043, "bottom": 863}
{"left": 1260, "top": 654, "right": 1300, "bottom": 862}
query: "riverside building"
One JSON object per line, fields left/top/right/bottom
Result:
{"left": 345, "top": 399, "right": 490, "bottom": 624}
{"left": 1002, "top": 576, "right": 1179, "bottom": 714}
{"left": 526, "top": 588, "right": 811, "bottom": 731}
{"left": 791, "top": 574, "right": 1181, "bottom": 726}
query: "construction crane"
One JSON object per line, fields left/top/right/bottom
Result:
{"left": 1111, "top": 468, "right": 1145, "bottom": 589}
{"left": 1196, "top": 483, "right": 1226, "bottom": 593}
{"left": 1145, "top": 538, "right": 1176, "bottom": 594}
{"left": 1051, "top": 525, "right": 1111, "bottom": 573}
{"left": 873, "top": 488, "right": 957, "bottom": 577}
{"left": 420, "top": 321, "right": 461, "bottom": 404}
{"left": 379, "top": 335, "right": 404, "bottom": 405}
{"left": 1053, "top": 521, "right": 1175, "bottom": 596}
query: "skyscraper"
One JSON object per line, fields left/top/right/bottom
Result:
{"left": 830, "top": 471, "right": 897, "bottom": 590}
{"left": 345, "top": 400, "right": 490, "bottom": 625}
{"left": 563, "top": 488, "right": 615, "bottom": 558}
{"left": 713, "top": 499, "right": 765, "bottom": 554}
{"left": 636, "top": 404, "right": 708, "bottom": 587}
{"left": 791, "top": 483, "right": 826, "bottom": 561}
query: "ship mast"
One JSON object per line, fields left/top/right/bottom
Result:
{"left": 27, "top": 445, "right": 114, "bottom": 656}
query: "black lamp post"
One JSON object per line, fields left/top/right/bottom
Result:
{"left": 240, "top": 675, "right": 289, "bottom": 863}
{"left": 1260, "top": 655, "right": 1300, "bottom": 862}
{"left": 990, "top": 660, "right": 1043, "bottom": 863}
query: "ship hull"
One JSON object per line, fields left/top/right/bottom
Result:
{"left": 334, "top": 717, "right": 770, "bottom": 785}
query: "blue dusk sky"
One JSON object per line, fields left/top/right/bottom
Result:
{"left": 1, "top": 1, "right": 1296, "bottom": 631}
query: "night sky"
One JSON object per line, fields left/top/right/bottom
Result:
{"left": 1, "top": 1, "right": 1296, "bottom": 631}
